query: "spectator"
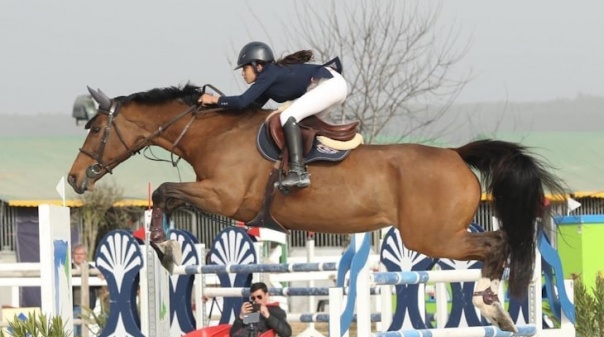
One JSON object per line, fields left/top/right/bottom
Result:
{"left": 230, "top": 282, "right": 292, "bottom": 337}
{"left": 72, "top": 243, "right": 102, "bottom": 337}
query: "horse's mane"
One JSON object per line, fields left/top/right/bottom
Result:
{"left": 120, "top": 83, "right": 201, "bottom": 106}
{"left": 114, "top": 83, "right": 268, "bottom": 122}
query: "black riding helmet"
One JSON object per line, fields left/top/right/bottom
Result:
{"left": 234, "top": 41, "right": 275, "bottom": 70}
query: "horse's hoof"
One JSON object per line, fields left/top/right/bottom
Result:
{"left": 158, "top": 240, "right": 182, "bottom": 274}
{"left": 489, "top": 301, "right": 517, "bottom": 333}
{"left": 473, "top": 296, "right": 517, "bottom": 333}
{"left": 148, "top": 239, "right": 182, "bottom": 274}
{"left": 497, "top": 318, "right": 518, "bottom": 333}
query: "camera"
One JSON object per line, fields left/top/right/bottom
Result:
{"left": 243, "top": 312, "right": 260, "bottom": 324}
{"left": 249, "top": 301, "right": 261, "bottom": 312}
{"left": 243, "top": 301, "right": 261, "bottom": 325}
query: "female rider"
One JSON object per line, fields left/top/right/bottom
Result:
{"left": 199, "top": 41, "right": 348, "bottom": 188}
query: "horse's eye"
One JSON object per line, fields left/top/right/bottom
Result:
{"left": 91, "top": 126, "right": 101, "bottom": 134}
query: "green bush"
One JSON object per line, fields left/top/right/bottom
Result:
{"left": 78, "top": 304, "right": 109, "bottom": 337}
{"left": 0, "top": 312, "right": 70, "bottom": 337}
{"left": 542, "top": 299, "right": 560, "bottom": 328}
{"left": 575, "top": 272, "right": 604, "bottom": 337}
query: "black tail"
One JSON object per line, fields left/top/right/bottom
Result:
{"left": 455, "top": 139, "right": 567, "bottom": 298}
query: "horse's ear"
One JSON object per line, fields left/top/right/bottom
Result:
{"left": 98, "top": 88, "right": 110, "bottom": 100}
{"left": 87, "top": 86, "right": 112, "bottom": 110}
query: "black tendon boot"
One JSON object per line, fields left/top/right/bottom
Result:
{"left": 281, "top": 117, "right": 310, "bottom": 188}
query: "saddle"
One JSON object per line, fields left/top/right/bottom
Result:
{"left": 266, "top": 112, "right": 360, "bottom": 156}
{"left": 248, "top": 113, "right": 361, "bottom": 233}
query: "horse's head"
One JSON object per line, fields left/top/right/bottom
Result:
{"left": 67, "top": 87, "right": 148, "bottom": 194}
{"left": 68, "top": 84, "right": 212, "bottom": 194}
{"left": 68, "top": 83, "right": 264, "bottom": 194}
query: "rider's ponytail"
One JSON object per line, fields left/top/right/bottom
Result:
{"left": 277, "top": 50, "right": 314, "bottom": 65}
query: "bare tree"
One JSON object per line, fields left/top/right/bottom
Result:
{"left": 75, "top": 182, "right": 141, "bottom": 260}
{"left": 283, "top": 1, "right": 470, "bottom": 143}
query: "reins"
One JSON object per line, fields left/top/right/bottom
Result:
{"left": 141, "top": 83, "right": 226, "bottom": 170}
{"left": 142, "top": 105, "right": 225, "bottom": 175}
{"left": 118, "top": 105, "right": 227, "bottom": 168}
{"left": 145, "top": 84, "right": 225, "bottom": 166}
{"left": 81, "top": 96, "right": 226, "bottom": 179}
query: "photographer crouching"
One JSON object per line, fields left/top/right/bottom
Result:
{"left": 230, "top": 282, "right": 292, "bottom": 337}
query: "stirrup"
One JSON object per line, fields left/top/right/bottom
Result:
{"left": 281, "top": 170, "right": 310, "bottom": 188}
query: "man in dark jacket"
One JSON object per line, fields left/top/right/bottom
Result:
{"left": 230, "top": 282, "right": 292, "bottom": 337}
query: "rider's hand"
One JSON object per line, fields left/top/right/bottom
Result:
{"left": 198, "top": 93, "right": 218, "bottom": 106}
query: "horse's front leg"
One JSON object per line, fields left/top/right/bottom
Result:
{"left": 150, "top": 180, "right": 239, "bottom": 243}
{"left": 148, "top": 180, "right": 236, "bottom": 273}
{"left": 149, "top": 186, "right": 189, "bottom": 244}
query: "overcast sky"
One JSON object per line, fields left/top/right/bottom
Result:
{"left": 1, "top": 1, "right": 603, "bottom": 115}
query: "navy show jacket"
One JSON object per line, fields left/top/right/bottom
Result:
{"left": 217, "top": 63, "right": 333, "bottom": 109}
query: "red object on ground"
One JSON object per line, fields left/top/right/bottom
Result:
{"left": 182, "top": 324, "right": 275, "bottom": 337}
{"left": 132, "top": 227, "right": 145, "bottom": 241}
{"left": 182, "top": 324, "right": 231, "bottom": 337}
{"left": 247, "top": 226, "right": 260, "bottom": 238}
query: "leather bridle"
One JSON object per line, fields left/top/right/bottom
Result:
{"left": 79, "top": 102, "right": 214, "bottom": 179}
{"left": 79, "top": 84, "right": 225, "bottom": 179}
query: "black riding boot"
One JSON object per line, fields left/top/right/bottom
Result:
{"left": 281, "top": 117, "right": 310, "bottom": 188}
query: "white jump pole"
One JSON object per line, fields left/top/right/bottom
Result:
{"left": 298, "top": 233, "right": 325, "bottom": 337}
{"left": 329, "top": 287, "right": 343, "bottom": 337}
{"left": 139, "top": 209, "right": 171, "bottom": 337}
{"left": 194, "top": 243, "right": 208, "bottom": 329}
{"left": 355, "top": 233, "right": 372, "bottom": 337}
{"left": 38, "top": 204, "right": 73, "bottom": 332}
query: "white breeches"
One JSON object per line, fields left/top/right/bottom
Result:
{"left": 279, "top": 67, "right": 348, "bottom": 125}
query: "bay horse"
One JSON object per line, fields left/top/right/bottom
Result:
{"left": 67, "top": 84, "right": 566, "bottom": 332}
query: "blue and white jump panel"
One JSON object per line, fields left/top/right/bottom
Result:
{"left": 373, "top": 324, "right": 537, "bottom": 337}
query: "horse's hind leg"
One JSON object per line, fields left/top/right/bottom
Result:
{"left": 422, "top": 229, "right": 516, "bottom": 332}
{"left": 467, "top": 231, "right": 518, "bottom": 333}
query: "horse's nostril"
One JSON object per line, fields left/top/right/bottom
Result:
{"left": 67, "top": 174, "right": 76, "bottom": 186}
